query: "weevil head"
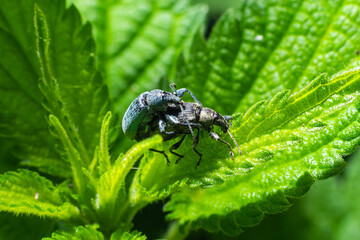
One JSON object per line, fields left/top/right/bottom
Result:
{"left": 199, "top": 108, "right": 229, "bottom": 132}
{"left": 213, "top": 113, "right": 229, "bottom": 133}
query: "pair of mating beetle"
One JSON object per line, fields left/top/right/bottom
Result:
{"left": 122, "top": 84, "right": 241, "bottom": 168}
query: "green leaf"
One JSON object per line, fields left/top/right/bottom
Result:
{"left": 68, "top": 0, "right": 207, "bottom": 116}
{"left": 177, "top": 0, "right": 360, "bottom": 115}
{"left": 0, "top": 1, "right": 67, "bottom": 177}
{"left": 34, "top": 2, "right": 110, "bottom": 165}
{"left": 44, "top": 225, "right": 104, "bottom": 240}
{"left": 164, "top": 67, "right": 360, "bottom": 235}
{"left": 0, "top": 169, "right": 79, "bottom": 219}
{"left": 96, "top": 135, "right": 162, "bottom": 229}
{"left": 98, "top": 111, "right": 112, "bottom": 174}
{"left": 110, "top": 229, "right": 147, "bottom": 240}
{"left": 0, "top": 0, "right": 110, "bottom": 176}
{"left": 48, "top": 115, "right": 86, "bottom": 194}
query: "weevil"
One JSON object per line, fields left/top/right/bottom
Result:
{"left": 148, "top": 101, "right": 241, "bottom": 168}
{"left": 122, "top": 84, "right": 241, "bottom": 168}
{"left": 122, "top": 85, "right": 201, "bottom": 141}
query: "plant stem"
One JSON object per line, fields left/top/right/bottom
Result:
{"left": 163, "top": 221, "right": 190, "bottom": 240}
{"left": 116, "top": 199, "right": 144, "bottom": 225}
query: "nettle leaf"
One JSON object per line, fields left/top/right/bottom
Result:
{"left": 177, "top": 0, "right": 360, "bottom": 114}
{"left": 68, "top": 0, "right": 207, "bottom": 115}
{"left": 44, "top": 225, "right": 104, "bottom": 240}
{"left": 97, "top": 111, "right": 112, "bottom": 175}
{"left": 110, "top": 229, "right": 147, "bottom": 240}
{"left": 164, "top": 68, "right": 360, "bottom": 235}
{"left": 0, "top": 0, "right": 110, "bottom": 176}
{"left": 48, "top": 114, "right": 87, "bottom": 193}
{"left": 0, "top": 169, "right": 79, "bottom": 219}
{"left": 130, "top": 67, "right": 360, "bottom": 209}
{"left": 34, "top": 1, "right": 110, "bottom": 165}
{"left": 0, "top": 0, "right": 67, "bottom": 177}
{"left": 96, "top": 135, "right": 162, "bottom": 230}
{"left": 130, "top": 150, "right": 189, "bottom": 204}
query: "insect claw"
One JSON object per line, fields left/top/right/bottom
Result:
{"left": 149, "top": 148, "right": 170, "bottom": 165}
{"left": 164, "top": 154, "right": 170, "bottom": 166}
{"left": 230, "top": 151, "right": 234, "bottom": 160}
{"left": 195, "top": 155, "right": 202, "bottom": 169}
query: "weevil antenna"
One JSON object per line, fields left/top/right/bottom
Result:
{"left": 227, "top": 130, "right": 241, "bottom": 155}
{"left": 170, "top": 83, "right": 197, "bottom": 141}
{"left": 169, "top": 83, "right": 177, "bottom": 92}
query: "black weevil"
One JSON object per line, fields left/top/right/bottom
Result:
{"left": 148, "top": 101, "right": 241, "bottom": 168}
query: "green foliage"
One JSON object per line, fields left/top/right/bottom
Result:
{"left": 68, "top": 0, "right": 208, "bottom": 115}
{"left": 96, "top": 135, "right": 163, "bottom": 231}
{"left": 0, "top": 0, "right": 65, "bottom": 177}
{"left": 164, "top": 68, "right": 360, "bottom": 235}
{"left": 234, "top": 150, "right": 360, "bottom": 240}
{"left": 44, "top": 225, "right": 104, "bottom": 240}
{"left": 0, "top": 169, "right": 78, "bottom": 219}
{"left": 110, "top": 229, "right": 147, "bottom": 240}
{"left": 0, "top": 0, "right": 360, "bottom": 239}
{"left": 177, "top": 0, "right": 360, "bottom": 114}
{"left": 0, "top": 0, "right": 110, "bottom": 177}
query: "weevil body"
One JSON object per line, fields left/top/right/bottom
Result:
{"left": 122, "top": 87, "right": 201, "bottom": 141}
{"left": 147, "top": 102, "right": 241, "bottom": 167}
{"left": 122, "top": 84, "right": 241, "bottom": 168}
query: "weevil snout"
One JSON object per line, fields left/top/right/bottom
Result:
{"left": 214, "top": 114, "right": 230, "bottom": 133}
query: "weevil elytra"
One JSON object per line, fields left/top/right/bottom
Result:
{"left": 122, "top": 84, "right": 241, "bottom": 168}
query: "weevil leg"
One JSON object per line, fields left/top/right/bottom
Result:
{"left": 149, "top": 148, "right": 170, "bottom": 166}
{"left": 193, "top": 129, "right": 203, "bottom": 169}
{"left": 169, "top": 83, "right": 203, "bottom": 106}
{"left": 159, "top": 118, "right": 174, "bottom": 135}
{"left": 169, "top": 135, "right": 186, "bottom": 164}
{"left": 176, "top": 88, "right": 203, "bottom": 106}
{"left": 165, "top": 114, "right": 180, "bottom": 125}
{"left": 165, "top": 114, "right": 201, "bottom": 127}
{"left": 169, "top": 84, "right": 197, "bottom": 140}
{"left": 159, "top": 119, "right": 167, "bottom": 132}
{"left": 209, "top": 132, "right": 234, "bottom": 159}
